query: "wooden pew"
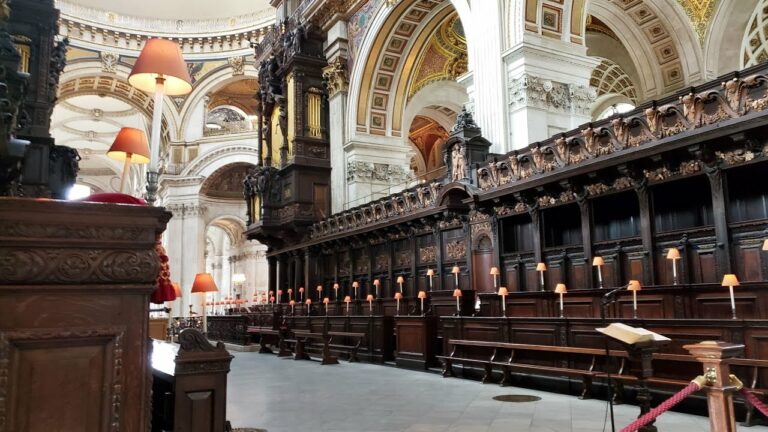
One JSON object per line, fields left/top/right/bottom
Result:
{"left": 437, "top": 339, "right": 605, "bottom": 398}
{"left": 247, "top": 325, "right": 291, "bottom": 356}
{"left": 327, "top": 331, "right": 366, "bottom": 362}
{"left": 293, "top": 330, "right": 339, "bottom": 365}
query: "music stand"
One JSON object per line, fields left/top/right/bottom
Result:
{"left": 597, "top": 323, "right": 670, "bottom": 432}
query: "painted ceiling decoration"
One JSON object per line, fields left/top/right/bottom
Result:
{"left": 208, "top": 79, "right": 259, "bottom": 114}
{"left": 408, "top": 12, "right": 467, "bottom": 99}
{"left": 590, "top": 58, "right": 638, "bottom": 104}
{"left": 408, "top": 114, "right": 449, "bottom": 169}
{"left": 585, "top": 15, "right": 619, "bottom": 41}
{"left": 675, "top": 0, "right": 720, "bottom": 43}
{"left": 199, "top": 163, "right": 255, "bottom": 199}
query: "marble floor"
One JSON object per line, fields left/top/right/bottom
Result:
{"left": 227, "top": 353, "right": 768, "bottom": 432}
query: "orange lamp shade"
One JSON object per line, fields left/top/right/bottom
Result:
{"left": 426, "top": 269, "right": 435, "bottom": 277}
{"left": 554, "top": 283, "right": 567, "bottom": 294}
{"left": 344, "top": 295, "right": 352, "bottom": 303}
{"left": 288, "top": 288, "right": 293, "bottom": 294}
{"left": 352, "top": 281, "right": 359, "bottom": 288}
{"left": 107, "top": 127, "right": 150, "bottom": 163}
{"left": 396, "top": 276, "right": 405, "bottom": 284}
{"left": 451, "top": 266, "right": 461, "bottom": 274}
{"left": 373, "top": 279, "right": 380, "bottom": 286}
{"left": 277, "top": 289, "right": 283, "bottom": 295}
{"left": 299, "top": 287, "right": 305, "bottom": 293}
{"left": 289, "top": 300, "right": 296, "bottom": 306}
{"left": 171, "top": 282, "right": 181, "bottom": 297}
{"left": 366, "top": 294, "right": 374, "bottom": 301}
{"left": 666, "top": 248, "right": 681, "bottom": 260}
{"left": 453, "top": 288, "right": 462, "bottom": 297}
{"left": 190, "top": 273, "right": 218, "bottom": 293}
{"left": 763, "top": 239, "right": 768, "bottom": 251}
{"left": 536, "top": 262, "right": 547, "bottom": 272}
{"left": 490, "top": 266, "right": 500, "bottom": 276}
{"left": 721, "top": 274, "right": 740, "bottom": 287}
{"left": 316, "top": 285, "right": 323, "bottom": 291}
{"left": 323, "top": 297, "right": 330, "bottom": 304}
{"left": 498, "top": 287, "right": 509, "bottom": 296}
{"left": 592, "top": 256, "right": 604, "bottom": 267}
{"left": 270, "top": 296, "right": 275, "bottom": 302}
{"left": 305, "top": 299, "right": 312, "bottom": 305}
{"left": 627, "top": 280, "right": 641, "bottom": 291}
{"left": 394, "top": 292, "right": 403, "bottom": 300}
{"left": 128, "top": 38, "right": 192, "bottom": 96}
{"left": 418, "top": 291, "right": 427, "bottom": 299}
{"left": 333, "top": 283, "right": 340, "bottom": 289}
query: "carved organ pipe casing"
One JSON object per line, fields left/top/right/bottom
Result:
{"left": 308, "top": 89, "right": 322, "bottom": 138}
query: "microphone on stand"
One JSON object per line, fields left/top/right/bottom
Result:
{"left": 602, "top": 284, "right": 627, "bottom": 305}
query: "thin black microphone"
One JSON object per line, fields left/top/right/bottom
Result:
{"left": 602, "top": 284, "right": 627, "bottom": 305}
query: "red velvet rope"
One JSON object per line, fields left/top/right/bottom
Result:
{"left": 741, "top": 387, "right": 768, "bottom": 418}
{"left": 619, "top": 382, "right": 701, "bottom": 432}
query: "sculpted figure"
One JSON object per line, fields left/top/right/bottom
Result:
{"left": 451, "top": 143, "right": 467, "bottom": 182}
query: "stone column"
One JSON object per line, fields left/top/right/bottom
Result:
{"left": 324, "top": 21, "right": 350, "bottom": 214}
{"left": 464, "top": 0, "right": 507, "bottom": 152}
{"left": 165, "top": 200, "right": 208, "bottom": 316}
{"left": 502, "top": 10, "right": 598, "bottom": 151}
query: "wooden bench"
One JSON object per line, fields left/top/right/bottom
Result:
{"left": 327, "top": 331, "right": 366, "bottom": 363}
{"left": 293, "top": 330, "right": 339, "bottom": 365}
{"left": 246, "top": 326, "right": 291, "bottom": 357}
{"left": 437, "top": 339, "right": 605, "bottom": 399}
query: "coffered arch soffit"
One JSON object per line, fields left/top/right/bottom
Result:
{"left": 350, "top": 0, "right": 461, "bottom": 139}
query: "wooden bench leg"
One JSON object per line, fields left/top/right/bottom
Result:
{"left": 481, "top": 363, "right": 493, "bottom": 384}
{"left": 321, "top": 337, "right": 339, "bottom": 365}
{"left": 258, "top": 336, "right": 274, "bottom": 354}
{"left": 579, "top": 375, "right": 593, "bottom": 400}
{"left": 277, "top": 336, "right": 292, "bottom": 357}
{"left": 499, "top": 367, "right": 512, "bottom": 387}
{"left": 348, "top": 338, "right": 361, "bottom": 363}
{"left": 441, "top": 359, "right": 455, "bottom": 378}
{"left": 294, "top": 338, "right": 311, "bottom": 361}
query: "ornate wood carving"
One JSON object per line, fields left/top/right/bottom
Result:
{"left": 445, "top": 240, "right": 467, "bottom": 261}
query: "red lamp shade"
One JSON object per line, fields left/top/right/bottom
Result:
{"left": 129, "top": 38, "right": 192, "bottom": 96}
{"left": 417, "top": 291, "right": 427, "bottom": 299}
{"left": 191, "top": 273, "right": 218, "bottom": 293}
{"left": 107, "top": 127, "right": 150, "bottom": 163}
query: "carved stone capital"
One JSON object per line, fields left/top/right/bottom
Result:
{"left": 508, "top": 73, "right": 596, "bottom": 116}
{"left": 322, "top": 56, "right": 348, "bottom": 97}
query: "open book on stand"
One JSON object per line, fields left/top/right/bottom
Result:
{"left": 596, "top": 323, "right": 671, "bottom": 345}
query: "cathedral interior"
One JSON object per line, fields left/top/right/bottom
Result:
{"left": 4, "top": 0, "right": 768, "bottom": 431}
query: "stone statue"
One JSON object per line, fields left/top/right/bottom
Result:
{"left": 451, "top": 143, "right": 467, "bottom": 182}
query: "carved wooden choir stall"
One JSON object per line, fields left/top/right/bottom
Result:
{"left": 235, "top": 38, "right": 768, "bottom": 422}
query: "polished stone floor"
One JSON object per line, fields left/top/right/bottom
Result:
{"left": 227, "top": 352, "right": 768, "bottom": 432}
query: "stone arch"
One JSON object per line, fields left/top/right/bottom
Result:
{"left": 706, "top": 0, "right": 756, "bottom": 76}
{"left": 436, "top": 182, "right": 475, "bottom": 207}
{"left": 206, "top": 215, "right": 247, "bottom": 246}
{"left": 181, "top": 144, "right": 260, "bottom": 178}
{"left": 403, "top": 80, "right": 466, "bottom": 138}
{"left": 58, "top": 59, "right": 181, "bottom": 140}
{"left": 588, "top": 0, "right": 668, "bottom": 98}
{"left": 177, "top": 64, "right": 259, "bottom": 134}
{"left": 348, "top": 0, "right": 462, "bottom": 138}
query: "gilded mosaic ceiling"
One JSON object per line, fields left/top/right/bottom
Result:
{"left": 408, "top": 13, "right": 467, "bottom": 99}
{"left": 675, "top": 0, "right": 720, "bottom": 42}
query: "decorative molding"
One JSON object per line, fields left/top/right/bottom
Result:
{"left": 419, "top": 245, "right": 437, "bottom": 263}
{"left": 346, "top": 161, "right": 411, "bottom": 184}
{"left": 322, "top": 56, "right": 348, "bottom": 97}
{"left": 507, "top": 73, "right": 596, "bottom": 116}
{"left": 100, "top": 51, "right": 118, "bottom": 73}
{"left": 0, "top": 249, "right": 159, "bottom": 284}
{"left": 445, "top": 240, "right": 466, "bottom": 261}
{"left": 228, "top": 56, "right": 245, "bottom": 75}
